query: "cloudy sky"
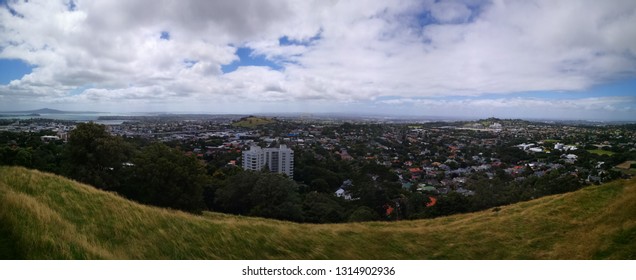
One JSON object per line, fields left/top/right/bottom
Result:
{"left": 1, "top": 0, "right": 636, "bottom": 120}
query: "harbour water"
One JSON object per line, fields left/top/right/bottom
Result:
{"left": 0, "top": 113, "right": 128, "bottom": 125}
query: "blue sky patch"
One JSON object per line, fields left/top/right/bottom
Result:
{"left": 160, "top": 31, "right": 170, "bottom": 40}
{"left": 221, "top": 47, "right": 283, "bottom": 73}
{"left": 0, "top": 59, "right": 33, "bottom": 84}
{"left": 278, "top": 31, "right": 322, "bottom": 46}
{"left": 67, "top": 0, "right": 77, "bottom": 11}
{"left": 413, "top": 2, "right": 483, "bottom": 28}
{"left": 3, "top": 1, "right": 23, "bottom": 18}
{"left": 278, "top": 36, "right": 297, "bottom": 46}
{"left": 415, "top": 10, "right": 437, "bottom": 27}
{"left": 183, "top": 59, "right": 198, "bottom": 68}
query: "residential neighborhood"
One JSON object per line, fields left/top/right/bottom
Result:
{"left": 2, "top": 115, "right": 635, "bottom": 222}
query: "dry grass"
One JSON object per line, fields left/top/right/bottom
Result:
{"left": 616, "top": 161, "right": 636, "bottom": 170}
{"left": 587, "top": 149, "right": 615, "bottom": 156}
{"left": 1, "top": 166, "right": 635, "bottom": 259}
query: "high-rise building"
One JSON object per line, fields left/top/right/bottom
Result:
{"left": 242, "top": 146, "right": 266, "bottom": 172}
{"left": 242, "top": 144, "right": 294, "bottom": 178}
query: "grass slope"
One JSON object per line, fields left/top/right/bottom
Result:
{"left": 616, "top": 161, "right": 636, "bottom": 170}
{"left": 1, "top": 166, "right": 635, "bottom": 259}
{"left": 587, "top": 149, "right": 616, "bottom": 156}
{"left": 231, "top": 116, "right": 274, "bottom": 128}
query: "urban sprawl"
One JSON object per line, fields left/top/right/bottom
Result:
{"left": 2, "top": 115, "right": 635, "bottom": 221}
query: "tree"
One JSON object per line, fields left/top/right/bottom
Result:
{"left": 248, "top": 173, "right": 304, "bottom": 222}
{"left": 202, "top": 166, "right": 241, "bottom": 211}
{"left": 215, "top": 171, "right": 260, "bottom": 214}
{"left": 360, "top": 162, "right": 398, "bottom": 182}
{"left": 348, "top": 206, "right": 379, "bottom": 222}
{"left": 302, "top": 192, "right": 345, "bottom": 223}
{"left": 295, "top": 166, "right": 342, "bottom": 190}
{"left": 31, "top": 142, "right": 64, "bottom": 173}
{"left": 309, "top": 178, "right": 331, "bottom": 193}
{"left": 127, "top": 143, "right": 207, "bottom": 213}
{"left": 350, "top": 180, "right": 391, "bottom": 217}
{"left": 406, "top": 192, "right": 428, "bottom": 219}
{"left": 14, "top": 148, "right": 33, "bottom": 167}
{"left": 423, "top": 192, "right": 470, "bottom": 218}
{"left": 64, "top": 122, "right": 134, "bottom": 190}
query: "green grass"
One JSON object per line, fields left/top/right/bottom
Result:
{"left": 587, "top": 149, "right": 616, "bottom": 156}
{"left": 1, "top": 166, "right": 635, "bottom": 259}
{"left": 615, "top": 168, "right": 636, "bottom": 176}
{"left": 231, "top": 116, "right": 274, "bottom": 128}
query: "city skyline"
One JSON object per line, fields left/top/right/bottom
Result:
{"left": 1, "top": 0, "right": 636, "bottom": 121}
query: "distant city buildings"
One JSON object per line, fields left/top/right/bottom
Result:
{"left": 242, "top": 144, "right": 294, "bottom": 178}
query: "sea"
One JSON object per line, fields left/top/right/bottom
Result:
{"left": 0, "top": 113, "right": 131, "bottom": 125}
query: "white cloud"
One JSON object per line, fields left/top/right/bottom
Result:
{"left": 0, "top": 0, "right": 635, "bottom": 120}
{"left": 430, "top": 1, "right": 473, "bottom": 23}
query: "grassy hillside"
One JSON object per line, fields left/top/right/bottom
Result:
{"left": 1, "top": 166, "right": 635, "bottom": 259}
{"left": 231, "top": 116, "right": 275, "bottom": 128}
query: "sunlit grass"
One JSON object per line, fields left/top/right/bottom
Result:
{"left": 1, "top": 166, "right": 634, "bottom": 259}
{"left": 587, "top": 149, "right": 615, "bottom": 156}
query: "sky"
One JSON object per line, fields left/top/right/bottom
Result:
{"left": 1, "top": 0, "right": 636, "bottom": 121}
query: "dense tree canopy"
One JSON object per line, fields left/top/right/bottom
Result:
{"left": 302, "top": 192, "right": 345, "bottom": 223}
{"left": 65, "top": 122, "right": 134, "bottom": 190}
{"left": 126, "top": 143, "right": 208, "bottom": 213}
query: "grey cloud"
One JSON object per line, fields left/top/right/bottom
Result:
{"left": 264, "top": 84, "right": 286, "bottom": 93}
{"left": 81, "top": 0, "right": 293, "bottom": 41}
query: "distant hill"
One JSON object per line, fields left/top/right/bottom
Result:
{"left": 0, "top": 166, "right": 634, "bottom": 259}
{"left": 1, "top": 108, "right": 102, "bottom": 114}
{"left": 231, "top": 116, "right": 275, "bottom": 128}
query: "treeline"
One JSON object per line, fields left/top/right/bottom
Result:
{"left": 1, "top": 123, "right": 208, "bottom": 213}
{"left": 0, "top": 131, "right": 66, "bottom": 172}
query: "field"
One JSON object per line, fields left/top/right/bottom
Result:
{"left": 1, "top": 166, "right": 635, "bottom": 259}
{"left": 616, "top": 161, "right": 636, "bottom": 170}
{"left": 614, "top": 161, "right": 636, "bottom": 176}
{"left": 587, "top": 149, "right": 616, "bottom": 156}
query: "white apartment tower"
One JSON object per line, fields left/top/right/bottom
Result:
{"left": 242, "top": 144, "right": 294, "bottom": 178}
